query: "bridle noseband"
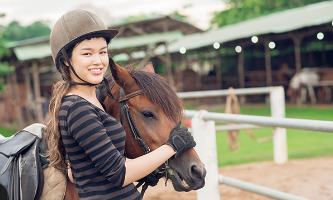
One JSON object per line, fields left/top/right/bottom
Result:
{"left": 118, "top": 88, "right": 169, "bottom": 196}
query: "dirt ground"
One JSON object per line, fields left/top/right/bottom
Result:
{"left": 143, "top": 156, "right": 333, "bottom": 200}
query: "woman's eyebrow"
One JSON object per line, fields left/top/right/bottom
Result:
{"left": 80, "top": 46, "right": 108, "bottom": 51}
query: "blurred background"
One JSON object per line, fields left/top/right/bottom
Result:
{"left": 2, "top": 1, "right": 333, "bottom": 200}
{"left": 0, "top": 0, "right": 332, "bottom": 129}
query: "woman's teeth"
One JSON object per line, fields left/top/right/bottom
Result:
{"left": 89, "top": 69, "right": 101, "bottom": 71}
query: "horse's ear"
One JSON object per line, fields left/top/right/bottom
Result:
{"left": 109, "top": 58, "right": 136, "bottom": 89}
{"left": 142, "top": 62, "right": 155, "bottom": 73}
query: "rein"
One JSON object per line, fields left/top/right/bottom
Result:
{"left": 118, "top": 88, "right": 168, "bottom": 197}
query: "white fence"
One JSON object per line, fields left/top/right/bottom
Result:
{"left": 188, "top": 110, "right": 333, "bottom": 200}
{"left": 179, "top": 86, "right": 287, "bottom": 164}
{"left": 178, "top": 87, "right": 333, "bottom": 200}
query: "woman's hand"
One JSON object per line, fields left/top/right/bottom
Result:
{"left": 165, "top": 121, "right": 196, "bottom": 159}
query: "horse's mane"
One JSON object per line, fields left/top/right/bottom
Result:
{"left": 99, "top": 69, "right": 183, "bottom": 123}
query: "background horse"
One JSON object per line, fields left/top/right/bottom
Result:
{"left": 287, "top": 68, "right": 333, "bottom": 103}
{"left": 316, "top": 70, "right": 333, "bottom": 103}
{"left": 287, "top": 68, "right": 320, "bottom": 103}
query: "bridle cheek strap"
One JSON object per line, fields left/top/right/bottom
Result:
{"left": 118, "top": 88, "right": 168, "bottom": 197}
{"left": 119, "top": 88, "right": 150, "bottom": 154}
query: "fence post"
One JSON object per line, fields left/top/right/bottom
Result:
{"left": 191, "top": 110, "right": 220, "bottom": 200}
{"left": 270, "top": 86, "right": 288, "bottom": 164}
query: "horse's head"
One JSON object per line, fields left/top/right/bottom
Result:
{"left": 287, "top": 73, "right": 300, "bottom": 103}
{"left": 100, "top": 61, "right": 206, "bottom": 191}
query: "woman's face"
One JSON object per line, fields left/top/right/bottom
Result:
{"left": 69, "top": 37, "right": 108, "bottom": 85}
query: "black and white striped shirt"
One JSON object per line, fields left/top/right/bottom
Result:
{"left": 59, "top": 95, "right": 141, "bottom": 200}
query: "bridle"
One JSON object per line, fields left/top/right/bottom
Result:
{"left": 118, "top": 88, "right": 169, "bottom": 196}
{"left": 119, "top": 88, "right": 151, "bottom": 154}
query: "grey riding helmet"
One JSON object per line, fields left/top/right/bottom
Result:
{"left": 50, "top": 9, "right": 118, "bottom": 86}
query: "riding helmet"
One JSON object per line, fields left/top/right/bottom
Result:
{"left": 50, "top": 9, "right": 118, "bottom": 71}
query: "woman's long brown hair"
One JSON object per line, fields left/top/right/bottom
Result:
{"left": 44, "top": 51, "right": 74, "bottom": 172}
{"left": 44, "top": 36, "right": 107, "bottom": 172}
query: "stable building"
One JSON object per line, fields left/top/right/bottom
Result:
{"left": 1, "top": 15, "right": 202, "bottom": 128}
{"left": 163, "top": 1, "right": 333, "bottom": 98}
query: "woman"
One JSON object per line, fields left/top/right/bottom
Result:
{"left": 44, "top": 9, "right": 196, "bottom": 200}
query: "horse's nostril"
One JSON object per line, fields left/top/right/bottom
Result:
{"left": 190, "top": 163, "right": 205, "bottom": 180}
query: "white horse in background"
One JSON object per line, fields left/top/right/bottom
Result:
{"left": 287, "top": 68, "right": 320, "bottom": 103}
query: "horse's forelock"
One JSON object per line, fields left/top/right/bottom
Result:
{"left": 130, "top": 70, "right": 183, "bottom": 123}
{"left": 103, "top": 69, "right": 183, "bottom": 123}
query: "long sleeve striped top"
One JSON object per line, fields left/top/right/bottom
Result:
{"left": 59, "top": 95, "right": 141, "bottom": 200}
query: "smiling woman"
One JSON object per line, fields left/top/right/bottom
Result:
{"left": 68, "top": 38, "right": 109, "bottom": 86}
{"left": 42, "top": 9, "right": 198, "bottom": 200}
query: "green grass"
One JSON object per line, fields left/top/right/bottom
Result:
{"left": 185, "top": 104, "right": 333, "bottom": 167}
{"left": 0, "top": 127, "right": 17, "bottom": 137}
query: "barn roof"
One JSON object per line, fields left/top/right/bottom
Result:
{"left": 5, "top": 14, "right": 198, "bottom": 62}
{"left": 158, "top": 1, "right": 333, "bottom": 53}
{"left": 109, "top": 15, "right": 203, "bottom": 36}
{"left": 8, "top": 31, "right": 183, "bottom": 61}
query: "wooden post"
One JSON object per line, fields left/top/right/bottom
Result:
{"left": 0, "top": 77, "right": 4, "bottom": 123}
{"left": 237, "top": 50, "right": 245, "bottom": 88}
{"left": 264, "top": 40, "right": 272, "bottom": 86}
{"left": 12, "top": 69, "right": 24, "bottom": 128}
{"left": 215, "top": 52, "right": 222, "bottom": 89}
{"left": 322, "top": 48, "right": 327, "bottom": 66}
{"left": 179, "top": 69, "right": 184, "bottom": 92}
{"left": 24, "top": 67, "right": 34, "bottom": 124}
{"left": 32, "top": 62, "right": 43, "bottom": 123}
{"left": 237, "top": 50, "right": 246, "bottom": 104}
{"left": 197, "top": 59, "right": 202, "bottom": 90}
{"left": 291, "top": 35, "right": 303, "bottom": 72}
{"left": 164, "top": 43, "right": 175, "bottom": 89}
{"left": 5, "top": 74, "right": 13, "bottom": 123}
{"left": 308, "top": 51, "right": 314, "bottom": 68}
{"left": 163, "top": 18, "right": 169, "bottom": 33}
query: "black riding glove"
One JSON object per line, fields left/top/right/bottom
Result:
{"left": 165, "top": 121, "right": 196, "bottom": 159}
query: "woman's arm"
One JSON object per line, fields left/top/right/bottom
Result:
{"left": 122, "top": 122, "right": 196, "bottom": 187}
{"left": 122, "top": 144, "right": 175, "bottom": 186}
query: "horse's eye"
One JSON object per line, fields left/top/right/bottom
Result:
{"left": 142, "top": 111, "right": 155, "bottom": 119}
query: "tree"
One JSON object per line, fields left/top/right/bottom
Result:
{"left": 211, "top": 0, "right": 329, "bottom": 27}
{"left": 3, "top": 21, "right": 25, "bottom": 41}
{"left": 25, "top": 21, "right": 51, "bottom": 39}
{"left": 3, "top": 20, "right": 51, "bottom": 41}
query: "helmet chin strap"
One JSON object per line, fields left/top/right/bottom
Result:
{"left": 61, "top": 48, "right": 116, "bottom": 100}
{"left": 61, "top": 48, "right": 96, "bottom": 86}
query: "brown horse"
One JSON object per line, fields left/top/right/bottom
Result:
{"left": 101, "top": 61, "right": 206, "bottom": 192}
{"left": 39, "top": 61, "right": 206, "bottom": 199}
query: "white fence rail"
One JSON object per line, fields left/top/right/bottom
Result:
{"left": 185, "top": 110, "right": 333, "bottom": 133}
{"left": 188, "top": 110, "right": 332, "bottom": 200}
{"left": 178, "top": 87, "right": 275, "bottom": 99}
{"left": 179, "top": 86, "right": 287, "bottom": 164}
{"left": 178, "top": 87, "right": 328, "bottom": 200}
{"left": 219, "top": 175, "right": 310, "bottom": 200}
